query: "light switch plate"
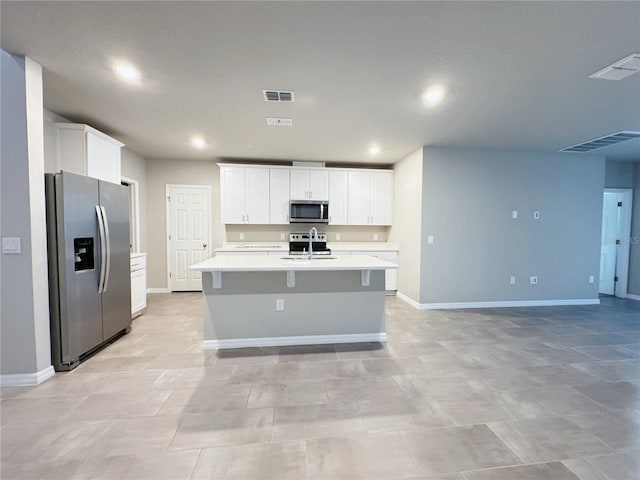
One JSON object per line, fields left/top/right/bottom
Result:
{"left": 512, "top": 210, "right": 518, "bottom": 219}
{"left": 2, "top": 237, "right": 21, "bottom": 254}
{"left": 336, "top": 233, "right": 341, "bottom": 241}
{"left": 239, "top": 233, "right": 245, "bottom": 241}
{"left": 589, "top": 275, "right": 595, "bottom": 284}
{"left": 533, "top": 211, "right": 540, "bottom": 220}
{"left": 530, "top": 276, "right": 538, "bottom": 285}
{"left": 427, "top": 235, "right": 434, "bottom": 244}
{"left": 510, "top": 276, "right": 516, "bottom": 285}
{"left": 373, "top": 233, "right": 378, "bottom": 241}
{"left": 280, "top": 233, "right": 285, "bottom": 241}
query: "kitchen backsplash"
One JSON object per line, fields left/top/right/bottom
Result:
{"left": 225, "top": 225, "right": 390, "bottom": 243}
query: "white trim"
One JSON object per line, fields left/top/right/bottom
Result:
{"left": 602, "top": 188, "right": 633, "bottom": 298}
{"left": 398, "top": 295, "right": 600, "bottom": 310}
{"left": 627, "top": 293, "right": 640, "bottom": 302}
{"left": 166, "top": 184, "right": 212, "bottom": 292}
{"left": 396, "top": 291, "right": 421, "bottom": 309}
{"left": 147, "top": 288, "right": 170, "bottom": 294}
{"left": 121, "top": 175, "right": 141, "bottom": 253}
{"left": 203, "top": 333, "right": 387, "bottom": 349}
{"left": 1, "top": 365, "right": 55, "bottom": 387}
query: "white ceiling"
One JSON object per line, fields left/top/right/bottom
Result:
{"left": 2, "top": 1, "right": 639, "bottom": 164}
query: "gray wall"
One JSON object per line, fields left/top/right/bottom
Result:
{"left": 121, "top": 148, "right": 148, "bottom": 253}
{"left": 605, "top": 160, "right": 635, "bottom": 189}
{"left": 146, "top": 158, "right": 223, "bottom": 289}
{"left": 1, "top": 52, "right": 51, "bottom": 376}
{"left": 419, "top": 147, "right": 605, "bottom": 304}
{"left": 629, "top": 162, "right": 640, "bottom": 296}
{"left": 388, "top": 148, "right": 423, "bottom": 302}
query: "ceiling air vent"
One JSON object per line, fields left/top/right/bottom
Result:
{"left": 263, "top": 90, "right": 295, "bottom": 102}
{"left": 590, "top": 53, "right": 640, "bottom": 81}
{"left": 266, "top": 117, "right": 293, "bottom": 127}
{"left": 560, "top": 131, "right": 640, "bottom": 153}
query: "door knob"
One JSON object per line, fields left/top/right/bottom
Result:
{"left": 203, "top": 243, "right": 208, "bottom": 248}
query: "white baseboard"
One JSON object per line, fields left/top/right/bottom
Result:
{"left": 396, "top": 292, "right": 421, "bottom": 308}
{"left": 203, "top": 332, "right": 387, "bottom": 350}
{"left": 397, "top": 293, "right": 600, "bottom": 310}
{"left": 627, "top": 293, "right": 640, "bottom": 302}
{"left": 1, "top": 365, "right": 55, "bottom": 387}
{"left": 147, "top": 288, "right": 169, "bottom": 294}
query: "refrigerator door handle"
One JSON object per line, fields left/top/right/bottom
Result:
{"left": 100, "top": 206, "right": 111, "bottom": 293}
{"left": 96, "top": 205, "right": 107, "bottom": 293}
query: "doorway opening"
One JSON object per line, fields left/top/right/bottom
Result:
{"left": 599, "top": 188, "right": 633, "bottom": 297}
{"left": 121, "top": 176, "right": 140, "bottom": 253}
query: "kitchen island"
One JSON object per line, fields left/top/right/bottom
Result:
{"left": 190, "top": 254, "right": 398, "bottom": 349}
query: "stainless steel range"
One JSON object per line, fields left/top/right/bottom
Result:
{"left": 289, "top": 232, "right": 332, "bottom": 256}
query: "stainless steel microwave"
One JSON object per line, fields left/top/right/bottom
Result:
{"left": 289, "top": 200, "right": 329, "bottom": 223}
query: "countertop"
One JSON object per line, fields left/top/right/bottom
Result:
{"left": 214, "top": 242, "right": 398, "bottom": 253}
{"left": 190, "top": 254, "right": 398, "bottom": 272}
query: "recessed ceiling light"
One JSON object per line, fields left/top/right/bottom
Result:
{"left": 114, "top": 63, "right": 141, "bottom": 82}
{"left": 190, "top": 137, "right": 206, "bottom": 149}
{"left": 369, "top": 146, "right": 381, "bottom": 155}
{"left": 422, "top": 86, "right": 445, "bottom": 106}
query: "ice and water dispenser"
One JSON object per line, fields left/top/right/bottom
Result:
{"left": 73, "top": 237, "right": 94, "bottom": 271}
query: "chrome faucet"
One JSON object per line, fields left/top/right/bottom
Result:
{"left": 308, "top": 227, "right": 318, "bottom": 260}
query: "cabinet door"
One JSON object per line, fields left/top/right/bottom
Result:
{"left": 369, "top": 171, "right": 393, "bottom": 225}
{"left": 131, "top": 269, "right": 146, "bottom": 316}
{"left": 308, "top": 169, "right": 329, "bottom": 200}
{"left": 347, "top": 171, "right": 371, "bottom": 225}
{"left": 270, "top": 169, "right": 290, "bottom": 224}
{"left": 328, "top": 170, "right": 348, "bottom": 225}
{"left": 245, "top": 167, "right": 270, "bottom": 224}
{"left": 220, "top": 167, "right": 246, "bottom": 224}
{"left": 86, "top": 131, "right": 122, "bottom": 184}
{"left": 290, "top": 169, "right": 309, "bottom": 200}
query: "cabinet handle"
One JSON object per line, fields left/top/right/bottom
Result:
{"left": 246, "top": 214, "right": 249, "bottom": 223}
{"left": 309, "top": 191, "right": 312, "bottom": 199}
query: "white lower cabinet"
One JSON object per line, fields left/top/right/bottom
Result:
{"left": 351, "top": 251, "right": 398, "bottom": 291}
{"left": 131, "top": 254, "right": 147, "bottom": 318}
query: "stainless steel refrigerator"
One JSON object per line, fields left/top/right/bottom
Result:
{"left": 45, "top": 171, "right": 131, "bottom": 371}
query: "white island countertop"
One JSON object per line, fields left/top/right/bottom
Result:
{"left": 190, "top": 253, "right": 398, "bottom": 272}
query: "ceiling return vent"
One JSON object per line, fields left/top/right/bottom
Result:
{"left": 266, "top": 117, "right": 293, "bottom": 127}
{"left": 590, "top": 53, "right": 640, "bottom": 80}
{"left": 560, "top": 131, "right": 640, "bottom": 153}
{"left": 263, "top": 90, "right": 295, "bottom": 102}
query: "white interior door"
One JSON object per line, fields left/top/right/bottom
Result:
{"left": 599, "top": 192, "right": 619, "bottom": 295}
{"left": 168, "top": 185, "right": 210, "bottom": 291}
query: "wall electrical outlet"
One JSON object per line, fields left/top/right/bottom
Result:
{"left": 280, "top": 233, "right": 285, "bottom": 241}
{"left": 512, "top": 210, "right": 518, "bottom": 219}
{"left": 276, "top": 299, "right": 284, "bottom": 311}
{"left": 589, "top": 275, "right": 595, "bottom": 284}
{"left": 335, "top": 233, "right": 341, "bottom": 241}
{"left": 510, "top": 276, "right": 516, "bottom": 285}
{"left": 530, "top": 276, "right": 538, "bottom": 285}
{"left": 239, "top": 233, "right": 245, "bottom": 241}
{"left": 2, "top": 237, "right": 21, "bottom": 254}
{"left": 373, "top": 233, "right": 378, "bottom": 241}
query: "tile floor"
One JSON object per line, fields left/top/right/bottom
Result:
{"left": 1, "top": 294, "right": 639, "bottom": 479}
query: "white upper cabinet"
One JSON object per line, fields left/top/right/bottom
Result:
{"left": 219, "top": 165, "right": 270, "bottom": 224}
{"left": 269, "top": 168, "right": 290, "bottom": 224}
{"left": 290, "top": 168, "right": 329, "bottom": 200}
{"left": 347, "top": 170, "right": 393, "bottom": 226}
{"left": 220, "top": 164, "right": 393, "bottom": 226}
{"left": 328, "top": 170, "right": 348, "bottom": 225}
{"left": 48, "top": 123, "right": 124, "bottom": 184}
